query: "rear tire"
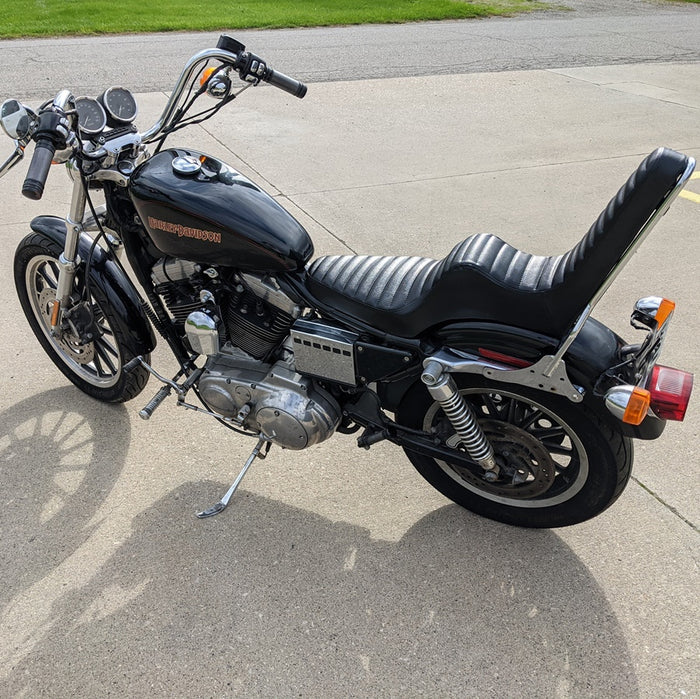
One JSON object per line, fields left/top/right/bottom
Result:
{"left": 396, "top": 376, "right": 633, "bottom": 528}
{"left": 14, "top": 232, "right": 150, "bottom": 403}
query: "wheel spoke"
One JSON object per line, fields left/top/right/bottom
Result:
{"left": 37, "top": 266, "right": 58, "bottom": 291}
{"left": 530, "top": 426, "right": 566, "bottom": 441}
{"left": 480, "top": 394, "right": 502, "bottom": 418}
{"left": 518, "top": 407, "right": 545, "bottom": 431}
{"left": 94, "top": 342, "right": 118, "bottom": 374}
{"left": 541, "top": 441, "right": 573, "bottom": 457}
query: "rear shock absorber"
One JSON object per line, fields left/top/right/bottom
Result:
{"left": 421, "top": 361, "right": 499, "bottom": 478}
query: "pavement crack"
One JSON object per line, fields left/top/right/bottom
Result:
{"left": 287, "top": 151, "right": 674, "bottom": 197}
{"left": 631, "top": 476, "right": 698, "bottom": 533}
{"left": 280, "top": 197, "right": 358, "bottom": 255}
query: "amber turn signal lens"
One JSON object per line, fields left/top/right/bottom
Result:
{"left": 200, "top": 67, "right": 216, "bottom": 87}
{"left": 654, "top": 298, "right": 676, "bottom": 327}
{"left": 622, "top": 387, "right": 651, "bottom": 425}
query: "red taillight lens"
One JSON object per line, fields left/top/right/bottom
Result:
{"left": 648, "top": 365, "right": 693, "bottom": 421}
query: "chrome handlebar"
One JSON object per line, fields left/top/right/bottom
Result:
{"left": 139, "top": 46, "right": 240, "bottom": 143}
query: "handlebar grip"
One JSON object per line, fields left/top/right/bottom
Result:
{"left": 22, "top": 138, "right": 56, "bottom": 200}
{"left": 265, "top": 69, "right": 307, "bottom": 99}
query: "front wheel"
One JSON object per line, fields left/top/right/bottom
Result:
{"left": 14, "top": 232, "right": 150, "bottom": 403}
{"left": 396, "top": 376, "right": 633, "bottom": 528}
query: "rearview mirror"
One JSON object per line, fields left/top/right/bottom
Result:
{"left": 0, "top": 100, "right": 32, "bottom": 140}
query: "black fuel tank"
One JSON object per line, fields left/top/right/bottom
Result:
{"left": 128, "top": 148, "right": 313, "bottom": 271}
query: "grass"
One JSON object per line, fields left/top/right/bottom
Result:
{"left": 0, "top": 0, "right": 549, "bottom": 39}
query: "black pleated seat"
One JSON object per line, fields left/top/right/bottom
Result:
{"left": 306, "top": 148, "right": 690, "bottom": 338}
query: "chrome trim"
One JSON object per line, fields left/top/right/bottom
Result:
{"left": 101, "top": 86, "right": 138, "bottom": 124}
{"left": 290, "top": 319, "right": 357, "bottom": 385}
{"left": 605, "top": 385, "right": 637, "bottom": 421}
{"left": 185, "top": 311, "right": 220, "bottom": 356}
{"left": 0, "top": 142, "right": 24, "bottom": 178}
{"left": 239, "top": 272, "right": 300, "bottom": 318}
{"left": 53, "top": 90, "right": 75, "bottom": 112}
{"left": 424, "top": 349, "right": 584, "bottom": 403}
{"left": 421, "top": 361, "right": 498, "bottom": 472}
{"left": 139, "top": 47, "right": 240, "bottom": 143}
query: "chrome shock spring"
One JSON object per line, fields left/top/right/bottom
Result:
{"left": 422, "top": 362, "right": 498, "bottom": 473}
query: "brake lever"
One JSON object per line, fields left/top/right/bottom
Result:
{"left": 0, "top": 140, "right": 25, "bottom": 178}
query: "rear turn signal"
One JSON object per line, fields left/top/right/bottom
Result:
{"left": 648, "top": 365, "right": 693, "bottom": 421}
{"left": 605, "top": 385, "right": 651, "bottom": 425}
{"left": 654, "top": 298, "right": 676, "bottom": 328}
{"left": 622, "top": 387, "right": 652, "bottom": 426}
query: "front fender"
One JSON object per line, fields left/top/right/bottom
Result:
{"left": 30, "top": 215, "right": 156, "bottom": 356}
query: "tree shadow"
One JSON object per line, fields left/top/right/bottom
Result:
{"left": 3, "top": 482, "right": 639, "bottom": 696}
{"left": 0, "top": 387, "right": 129, "bottom": 608}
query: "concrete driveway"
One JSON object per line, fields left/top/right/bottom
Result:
{"left": 0, "top": 11, "right": 698, "bottom": 697}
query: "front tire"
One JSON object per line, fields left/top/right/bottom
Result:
{"left": 14, "top": 232, "right": 150, "bottom": 403}
{"left": 396, "top": 376, "right": 633, "bottom": 528}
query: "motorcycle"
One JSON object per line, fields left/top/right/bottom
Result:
{"left": 0, "top": 36, "right": 694, "bottom": 527}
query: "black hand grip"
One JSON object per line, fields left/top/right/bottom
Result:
{"left": 22, "top": 138, "right": 56, "bottom": 200}
{"left": 264, "top": 69, "right": 307, "bottom": 99}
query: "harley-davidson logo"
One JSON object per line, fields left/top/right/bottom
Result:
{"left": 147, "top": 216, "right": 222, "bottom": 244}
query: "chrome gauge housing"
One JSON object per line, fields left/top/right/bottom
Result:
{"left": 99, "top": 86, "right": 138, "bottom": 125}
{"left": 75, "top": 96, "right": 107, "bottom": 136}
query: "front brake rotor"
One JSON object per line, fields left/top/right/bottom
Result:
{"left": 38, "top": 287, "right": 95, "bottom": 365}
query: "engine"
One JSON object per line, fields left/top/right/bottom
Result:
{"left": 198, "top": 350, "right": 341, "bottom": 449}
{"left": 151, "top": 257, "right": 296, "bottom": 360}
{"left": 150, "top": 257, "right": 342, "bottom": 449}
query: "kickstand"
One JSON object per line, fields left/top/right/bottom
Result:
{"left": 196, "top": 435, "right": 271, "bottom": 518}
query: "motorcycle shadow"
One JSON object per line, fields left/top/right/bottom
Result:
{"left": 3, "top": 481, "right": 638, "bottom": 696}
{"left": 0, "top": 387, "right": 129, "bottom": 609}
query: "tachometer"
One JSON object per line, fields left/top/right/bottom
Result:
{"left": 74, "top": 96, "right": 107, "bottom": 136}
{"left": 99, "top": 86, "right": 138, "bottom": 125}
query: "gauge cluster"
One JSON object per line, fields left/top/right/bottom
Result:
{"left": 74, "top": 86, "right": 138, "bottom": 138}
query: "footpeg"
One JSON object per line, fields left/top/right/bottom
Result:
{"left": 196, "top": 435, "right": 271, "bottom": 518}
{"left": 139, "top": 385, "right": 172, "bottom": 420}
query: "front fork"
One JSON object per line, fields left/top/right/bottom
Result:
{"left": 50, "top": 175, "right": 87, "bottom": 334}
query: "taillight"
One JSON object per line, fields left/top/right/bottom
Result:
{"left": 648, "top": 365, "right": 693, "bottom": 421}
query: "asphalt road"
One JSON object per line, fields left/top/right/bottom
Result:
{"left": 0, "top": 1, "right": 699, "bottom": 100}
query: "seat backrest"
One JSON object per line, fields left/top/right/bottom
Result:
{"left": 552, "top": 148, "right": 690, "bottom": 295}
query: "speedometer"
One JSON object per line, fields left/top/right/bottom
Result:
{"left": 75, "top": 96, "right": 107, "bottom": 136}
{"left": 99, "top": 86, "right": 138, "bottom": 124}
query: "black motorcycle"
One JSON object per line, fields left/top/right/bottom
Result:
{"left": 0, "top": 36, "right": 694, "bottom": 527}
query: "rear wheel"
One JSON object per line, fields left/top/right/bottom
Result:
{"left": 14, "top": 232, "right": 150, "bottom": 403}
{"left": 396, "top": 376, "right": 633, "bottom": 527}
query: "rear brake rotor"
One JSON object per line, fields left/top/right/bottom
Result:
{"left": 446, "top": 419, "right": 556, "bottom": 499}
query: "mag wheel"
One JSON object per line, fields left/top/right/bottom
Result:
{"left": 396, "top": 377, "right": 633, "bottom": 528}
{"left": 14, "top": 232, "right": 150, "bottom": 403}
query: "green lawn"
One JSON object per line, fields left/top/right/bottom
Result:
{"left": 0, "top": 0, "right": 549, "bottom": 38}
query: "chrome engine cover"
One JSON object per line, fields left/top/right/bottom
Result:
{"left": 199, "top": 349, "right": 341, "bottom": 450}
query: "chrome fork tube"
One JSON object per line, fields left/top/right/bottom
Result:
{"left": 50, "top": 176, "right": 87, "bottom": 333}
{"left": 421, "top": 361, "right": 499, "bottom": 476}
{"left": 56, "top": 176, "right": 87, "bottom": 306}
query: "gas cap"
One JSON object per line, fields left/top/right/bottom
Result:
{"left": 172, "top": 155, "right": 201, "bottom": 175}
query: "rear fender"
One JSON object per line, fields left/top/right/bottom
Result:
{"left": 30, "top": 215, "right": 156, "bottom": 356}
{"left": 380, "top": 319, "right": 664, "bottom": 440}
